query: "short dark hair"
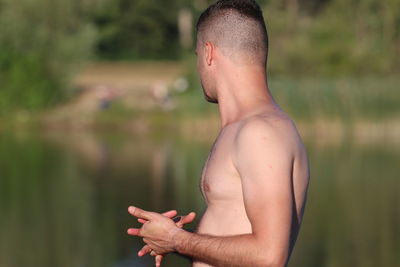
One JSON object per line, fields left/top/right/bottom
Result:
{"left": 196, "top": 0, "right": 269, "bottom": 65}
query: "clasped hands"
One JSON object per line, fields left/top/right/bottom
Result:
{"left": 127, "top": 206, "right": 196, "bottom": 267}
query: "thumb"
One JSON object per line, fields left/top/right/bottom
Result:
{"left": 177, "top": 212, "right": 196, "bottom": 227}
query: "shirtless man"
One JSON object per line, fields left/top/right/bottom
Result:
{"left": 127, "top": 1, "right": 310, "bottom": 266}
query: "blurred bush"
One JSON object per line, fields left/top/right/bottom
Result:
{"left": 0, "top": 0, "right": 102, "bottom": 113}
{"left": 93, "top": 0, "right": 190, "bottom": 60}
{"left": 264, "top": 0, "right": 400, "bottom": 76}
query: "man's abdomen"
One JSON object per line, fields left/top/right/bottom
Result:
{"left": 191, "top": 204, "right": 251, "bottom": 267}
{"left": 196, "top": 203, "right": 252, "bottom": 237}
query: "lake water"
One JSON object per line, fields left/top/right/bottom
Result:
{"left": 0, "top": 129, "right": 399, "bottom": 267}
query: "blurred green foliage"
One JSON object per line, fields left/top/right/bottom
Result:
{"left": 91, "top": 0, "right": 400, "bottom": 76}
{"left": 0, "top": 0, "right": 100, "bottom": 113}
{"left": 0, "top": 0, "right": 399, "bottom": 113}
{"left": 92, "top": 0, "right": 192, "bottom": 60}
{"left": 264, "top": 0, "right": 400, "bottom": 76}
{"left": 268, "top": 77, "right": 400, "bottom": 121}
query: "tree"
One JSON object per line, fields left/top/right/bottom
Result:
{"left": 0, "top": 0, "right": 103, "bottom": 112}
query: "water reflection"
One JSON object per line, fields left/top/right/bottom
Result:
{"left": 291, "top": 141, "right": 400, "bottom": 267}
{"left": 0, "top": 130, "right": 398, "bottom": 267}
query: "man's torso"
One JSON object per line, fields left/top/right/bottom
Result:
{"left": 193, "top": 111, "right": 309, "bottom": 267}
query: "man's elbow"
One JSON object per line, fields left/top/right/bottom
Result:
{"left": 254, "top": 251, "right": 288, "bottom": 267}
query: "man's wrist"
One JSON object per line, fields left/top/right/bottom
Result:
{"left": 171, "top": 227, "right": 191, "bottom": 253}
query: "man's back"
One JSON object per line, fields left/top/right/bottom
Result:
{"left": 195, "top": 107, "right": 309, "bottom": 266}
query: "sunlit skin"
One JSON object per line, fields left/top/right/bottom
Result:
{"left": 133, "top": 209, "right": 197, "bottom": 266}
{"left": 128, "top": 26, "right": 310, "bottom": 267}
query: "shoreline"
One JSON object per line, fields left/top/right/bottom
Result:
{"left": 2, "top": 114, "right": 399, "bottom": 146}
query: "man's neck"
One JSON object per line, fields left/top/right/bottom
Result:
{"left": 215, "top": 67, "right": 277, "bottom": 128}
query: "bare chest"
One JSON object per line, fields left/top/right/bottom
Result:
{"left": 200, "top": 131, "right": 242, "bottom": 203}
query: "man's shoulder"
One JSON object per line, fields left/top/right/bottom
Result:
{"left": 231, "top": 111, "right": 301, "bottom": 173}
{"left": 236, "top": 111, "right": 297, "bottom": 142}
{"left": 234, "top": 112, "right": 301, "bottom": 154}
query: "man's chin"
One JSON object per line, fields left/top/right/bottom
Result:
{"left": 205, "top": 97, "right": 218, "bottom": 104}
{"left": 204, "top": 94, "right": 218, "bottom": 104}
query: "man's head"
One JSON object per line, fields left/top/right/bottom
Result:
{"left": 195, "top": 0, "right": 269, "bottom": 103}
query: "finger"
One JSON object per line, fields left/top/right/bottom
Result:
{"left": 177, "top": 212, "right": 196, "bottom": 228}
{"left": 162, "top": 210, "right": 177, "bottom": 218}
{"left": 150, "top": 251, "right": 157, "bottom": 256}
{"left": 138, "top": 210, "right": 177, "bottom": 224}
{"left": 155, "top": 254, "right": 163, "bottom": 267}
{"left": 127, "top": 228, "right": 141, "bottom": 236}
{"left": 128, "top": 206, "right": 153, "bottom": 220}
{"left": 138, "top": 245, "right": 152, "bottom": 257}
{"left": 138, "top": 218, "right": 147, "bottom": 224}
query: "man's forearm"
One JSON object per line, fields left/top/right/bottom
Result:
{"left": 173, "top": 230, "right": 285, "bottom": 267}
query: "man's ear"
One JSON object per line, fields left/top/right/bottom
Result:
{"left": 204, "top": 42, "right": 214, "bottom": 66}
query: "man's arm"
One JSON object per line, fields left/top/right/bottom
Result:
{"left": 128, "top": 119, "right": 294, "bottom": 267}
{"left": 174, "top": 120, "right": 293, "bottom": 266}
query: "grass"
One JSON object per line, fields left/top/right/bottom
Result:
{"left": 81, "top": 74, "right": 400, "bottom": 144}
{"left": 91, "top": 75, "right": 400, "bottom": 125}
{"left": 268, "top": 76, "right": 400, "bottom": 121}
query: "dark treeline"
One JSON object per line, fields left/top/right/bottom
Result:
{"left": 92, "top": 0, "right": 400, "bottom": 76}
{"left": 93, "top": 0, "right": 188, "bottom": 60}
